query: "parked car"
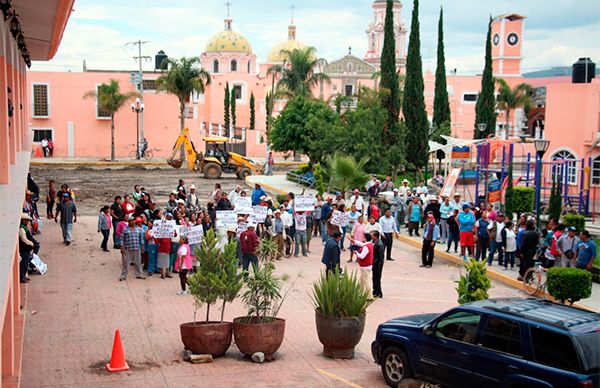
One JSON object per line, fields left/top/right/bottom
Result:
{"left": 372, "top": 298, "right": 600, "bottom": 387}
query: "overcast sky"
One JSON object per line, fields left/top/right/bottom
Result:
{"left": 32, "top": 0, "right": 600, "bottom": 75}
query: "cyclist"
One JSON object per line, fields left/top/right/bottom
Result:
{"left": 140, "top": 137, "right": 148, "bottom": 158}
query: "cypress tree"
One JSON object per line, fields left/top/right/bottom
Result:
{"left": 224, "top": 82, "right": 230, "bottom": 130}
{"left": 230, "top": 87, "right": 237, "bottom": 129}
{"left": 432, "top": 7, "right": 450, "bottom": 133}
{"left": 504, "top": 163, "right": 514, "bottom": 220}
{"left": 402, "top": 0, "right": 429, "bottom": 170}
{"left": 474, "top": 17, "right": 496, "bottom": 139}
{"left": 379, "top": 0, "right": 400, "bottom": 142}
{"left": 249, "top": 92, "right": 255, "bottom": 130}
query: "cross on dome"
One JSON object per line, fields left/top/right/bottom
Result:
{"left": 225, "top": 1, "right": 232, "bottom": 18}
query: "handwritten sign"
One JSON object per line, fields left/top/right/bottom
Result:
{"left": 295, "top": 195, "right": 316, "bottom": 212}
{"left": 152, "top": 220, "right": 176, "bottom": 238}
{"left": 180, "top": 225, "right": 204, "bottom": 245}
{"left": 251, "top": 205, "right": 268, "bottom": 223}
{"left": 237, "top": 222, "right": 248, "bottom": 236}
{"left": 330, "top": 210, "right": 347, "bottom": 227}
{"left": 216, "top": 210, "right": 237, "bottom": 229}
{"left": 235, "top": 197, "right": 253, "bottom": 214}
{"left": 31, "top": 253, "right": 48, "bottom": 275}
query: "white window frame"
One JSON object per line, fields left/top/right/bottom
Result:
{"left": 95, "top": 84, "right": 111, "bottom": 120}
{"left": 31, "top": 82, "right": 50, "bottom": 118}
{"left": 591, "top": 154, "right": 600, "bottom": 187}
{"left": 231, "top": 82, "right": 247, "bottom": 104}
{"left": 461, "top": 91, "right": 478, "bottom": 104}
{"left": 31, "top": 127, "right": 54, "bottom": 143}
{"left": 344, "top": 84, "right": 353, "bottom": 97}
{"left": 550, "top": 149, "right": 578, "bottom": 185}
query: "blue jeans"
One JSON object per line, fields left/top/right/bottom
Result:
{"left": 321, "top": 223, "right": 328, "bottom": 243}
{"left": 504, "top": 251, "right": 516, "bottom": 269}
{"left": 112, "top": 219, "right": 120, "bottom": 247}
{"left": 488, "top": 240, "right": 504, "bottom": 266}
{"left": 242, "top": 254, "right": 258, "bottom": 276}
{"left": 294, "top": 230, "right": 307, "bottom": 256}
{"left": 147, "top": 244, "right": 158, "bottom": 273}
{"left": 339, "top": 226, "right": 347, "bottom": 249}
{"left": 61, "top": 223, "right": 73, "bottom": 242}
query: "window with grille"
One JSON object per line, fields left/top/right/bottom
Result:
{"left": 96, "top": 85, "right": 111, "bottom": 119}
{"left": 142, "top": 79, "right": 157, "bottom": 91}
{"left": 32, "top": 84, "right": 49, "bottom": 117}
{"left": 32, "top": 129, "right": 53, "bottom": 142}
{"left": 551, "top": 150, "right": 577, "bottom": 185}
{"left": 462, "top": 93, "right": 478, "bottom": 103}
{"left": 593, "top": 155, "right": 600, "bottom": 186}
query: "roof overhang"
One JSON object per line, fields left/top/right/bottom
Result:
{"left": 11, "top": 0, "right": 74, "bottom": 61}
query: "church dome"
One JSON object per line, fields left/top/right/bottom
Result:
{"left": 205, "top": 19, "right": 253, "bottom": 54}
{"left": 267, "top": 25, "right": 307, "bottom": 62}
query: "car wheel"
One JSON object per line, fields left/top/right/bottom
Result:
{"left": 381, "top": 346, "right": 412, "bottom": 387}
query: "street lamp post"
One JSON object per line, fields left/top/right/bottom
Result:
{"left": 131, "top": 98, "right": 144, "bottom": 159}
{"left": 534, "top": 139, "right": 550, "bottom": 229}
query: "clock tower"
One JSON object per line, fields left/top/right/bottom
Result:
{"left": 491, "top": 13, "right": 526, "bottom": 77}
{"left": 364, "top": 0, "right": 407, "bottom": 72}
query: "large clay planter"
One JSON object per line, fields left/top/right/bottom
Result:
{"left": 233, "top": 317, "right": 286, "bottom": 360}
{"left": 180, "top": 321, "right": 232, "bottom": 357}
{"left": 315, "top": 311, "right": 366, "bottom": 359}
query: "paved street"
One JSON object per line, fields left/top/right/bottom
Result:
{"left": 21, "top": 216, "right": 524, "bottom": 387}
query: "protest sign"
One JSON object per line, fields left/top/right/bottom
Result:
{"left": 216, "top": 210, "right": 237, "bottom": 229}
{"left": 251, "top": 205, "right": 268, "bottom": 223}
{"left": 330, "top": 210, "right": 348, "bottom": 227}
{"left": 31, "top": 254, "right": 48, "bottom": 275}
{"left": 235, "top": 197, "right": 253, "bottom": 214}
{"left": 152, "top": 220, "right": 176, "bottom": 238}
{"left": 237, "top": 222, "right": 248, "bottom": 236}
{"left": 294, "top": 195, "right": 316, "bottom": 212}
{"left": 180, "top": 225, "right": 204, "bottom": 245}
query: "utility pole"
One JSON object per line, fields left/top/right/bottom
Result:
{"left": 127, "top": 40, "right": 151, "bottom": 153}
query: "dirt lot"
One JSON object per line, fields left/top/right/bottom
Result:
{"left": 30, "top": 166, "right": 281, "bottom": 216}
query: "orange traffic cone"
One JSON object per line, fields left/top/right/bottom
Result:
{"left": 106, "top": 329, "right": 129, "bottom": 372}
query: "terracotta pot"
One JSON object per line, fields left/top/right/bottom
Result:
{"left": 315, "top": 311, "right": 366, "bottom": 359}
{"left": 233, "top": 317, "right": 286, "bottom": 359}
{"left": 180, "top": 321, "right": 232, "bottom": 357}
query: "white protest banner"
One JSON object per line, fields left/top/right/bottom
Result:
{"left": 180, "top": 225, "right": 204, "bottom": 245}
{"left": 216, "top": 210, "right": 238, "bottom": 229}
{"left": 330, "top": 210, "right": 342, "bottom": 226}
{"left": 234, "top": 197, "right": 253, "bottom": 214}
{"left": 152, "top": 220, "right": 176, "bottom": 238}
{"left": 31, "top": 253, "right": 48, "bottom": 275}
{"left": 251, "top": 205, "right": 268, "bottom": 223}
{"left": 294, "top": 195, "right": 316, "bottom": 212}
{"left": 237, "top": 222, "right": 248, "bottom": 236}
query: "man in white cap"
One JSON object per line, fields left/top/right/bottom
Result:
{"left": 186, "top": 184, "right": 201, "bottom": 212}
{"left": 398, "top": 179, "right": 411, "bottom": 198}
{"left": 349, "top": 189, "right": 364, "bottom": 213}
{"left": 240, "top": 223, "right": 260, "bottom": 276}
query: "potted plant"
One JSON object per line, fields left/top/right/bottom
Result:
{"left": 233, "top": 238, "right": 289, "bottom": 361}
{"left": 311, "top": 269, "right": 373, "bottom": 359}
{"left": 456, "top": 259, "right": 491, "bottom": 305}
{"left": 181, "top": 229, "right": 243, "bottom": 357}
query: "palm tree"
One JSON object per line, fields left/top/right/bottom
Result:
{"left": 269, "top": 47, "right": 330, "bottom": 99}
{"left": 327, "top": 93, "right": 353, "bottom": 115}
{"left": 326, "top": 152, "right": 370, "bottom": 199}
{"left": 496, "top": 78, "right": 532, "bottom": 138}
{"left": 83, "top": 79, "right": 139, "bottom": 161}
{"left": 355, "top": 85, "right": 383, "bottom": 109}
{"left": 156, "top": 57, "right": 211, "bottom": 134}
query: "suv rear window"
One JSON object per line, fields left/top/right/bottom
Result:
{"left": 531, "top": 327, "right": 582, "bottom": 372}
{"left": 481, "top": 317, "right": 522, "bottom": 356}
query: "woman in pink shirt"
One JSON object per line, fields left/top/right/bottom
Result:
{"left": 348, "top": 215, "right": 366, "bottom": 263}
{"left": 175, "top": 236, "right": 193, "bottom": 295}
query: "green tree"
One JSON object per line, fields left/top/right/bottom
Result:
{"left": 548, "top": 175, "right": 563, "bottom": 222}
{"left": 504, "top": 163, "right": 515, "bottom": 219}
{"left": 224, "top": 82, "right": 230, "bottom": 130}
{"left": 326, "top": 152, "right": 370, "bottom": 198}
{"left": 380, "top": 0, "right": 401, "bottom": 141}
{"left": 432, "top": 7, "right": 451, "bottom": 133}
{"left": 270, "top": 47, "right": 330, "bottom": 99}
{"left": 156, "top": 56, "right": 211, "bottom": 134}
{"left": 496, "top": 78, "right": 532, "bottom": 137}
{"left": 83, "top": 79, "right": 140, "bottom": 161}
{"left": 402, "top": 0, "right": 429, "bottom": 170}
{"left": 265, "top": 91, "right": 274, "bottom": 137}
{"left": 230, "top": 87, "right": 237, "bottom": 130}
{"left": 249, "top": 92, "right": 255, "bottom": 130}
{"left": 474, "top": 18, "right": 496, "bottom": 139}
{"left": 328, "top": 93, "right": 353, "bottom": 115}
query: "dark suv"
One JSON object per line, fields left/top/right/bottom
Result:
{"left": 372, "top": 298, "right": 599, "bottom": 387}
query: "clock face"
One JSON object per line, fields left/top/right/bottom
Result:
{"left": 507, "top": 32, "right": 519, "bottom": 46}
{"left": 493, "top": 33, "right": 500, "bottom": 46}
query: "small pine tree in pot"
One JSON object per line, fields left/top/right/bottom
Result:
{"left": 547, "top": 268, "right": 592, "bottom": 305}
{"left": 181, "top": 229, "right": 243, "bottom": 357}
{"left": 456, "top": 259, "right": 491, "bottom": 304}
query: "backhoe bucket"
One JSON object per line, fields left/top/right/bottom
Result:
{"left": 168, "top": 159, "right": 183, "bottom": 169}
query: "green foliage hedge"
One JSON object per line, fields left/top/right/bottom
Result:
{"left": 563, "top": 214, "right": 585, "bottom": 233}
{"left": 547, "top": 267, "right": 592, "bottom": 305}
{"left": 513, "top": 187, "right": 534, "bottom": 214}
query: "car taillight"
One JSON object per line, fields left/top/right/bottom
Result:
{"left": 577, "top": 381, "right": 593, "bottom": 388}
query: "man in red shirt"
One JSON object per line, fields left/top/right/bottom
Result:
{"left": 351, "top": 234, "right": 374, "bottom": 298}
{"left": 241, "top": 223, "right": 260, "bottom": 276}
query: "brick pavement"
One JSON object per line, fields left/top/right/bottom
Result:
{"left": 21, "top": 216, "right": 523, "bottom": 388}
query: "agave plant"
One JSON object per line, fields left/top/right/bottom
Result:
{"left": 311, "top": 270, "right": 372, "bottom": 318}
{"left": 326, "top": 152, "right": 370, "bottom": 198}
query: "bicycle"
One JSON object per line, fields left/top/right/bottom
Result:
{"left": 283, "top": 234, "right": 294, "bottom": 258}
{"left": 128, "top": 145, "right": 160, "bottom": 160}
{"left": 522, "top": 261, "right": 548, "bottom": 299}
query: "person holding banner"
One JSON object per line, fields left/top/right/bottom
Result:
{"left": 293, "top": 211, "right": 308, "bottom": 257}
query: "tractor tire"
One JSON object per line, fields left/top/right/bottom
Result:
{"left": 236, "top": 168, "right": 251, "bottom": 180}
{"left": 203, "top": 162, "right": 223, "bottom": 179}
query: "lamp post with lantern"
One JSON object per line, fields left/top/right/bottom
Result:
{"left": 131, "top": 98, "right": 144, "bottom": 159}
{"left": 534, "top": 138, "right": 550, "bottom": 228}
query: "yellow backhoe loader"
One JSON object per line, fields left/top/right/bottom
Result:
{"left": 167, "top": 128, "right": 264, "bottom": 179}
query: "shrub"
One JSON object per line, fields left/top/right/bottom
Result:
{"left": 314, "top": 162, "right": 326, "bottom": 196}
{"left": 563, "top": 214, "right": 585, "bottom": 233}
{"left": 298, "top": 163, "right": 311, "bottom": 173}
{"left": 275, "top": 194, "right": 287, "bottom": 206}
{"left": 241, "top": 262, "right": 287, "bottom": 323}
{"left": 547, "top": 177, "right": 562, "bottom": 222}
{"left": 311, "top": 270, "right": 373, "bottom": 318}
{"left": 513, "top": 187, "right": 534, "bottom": 215}
{"left": 456, "top": 259, "right": 491, "bottom": 304}
{"left": 547, "top": 267, "right": 592, "bottom": 305}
